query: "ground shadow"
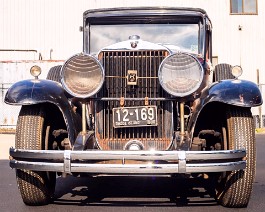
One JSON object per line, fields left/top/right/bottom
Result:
{"left": 53, "top": 175, "right": 218, "bottom": 207}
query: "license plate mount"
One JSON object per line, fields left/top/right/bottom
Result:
{"left": 113, "top": 105, "right": 157, "bottom": 128}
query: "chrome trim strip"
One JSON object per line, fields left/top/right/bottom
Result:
{"left": 101, "top": 40, "right": 169, "bottom": 51}
{"left": 92, "top": 97, "right": 175, "bottom": 101}
{"left": 10, "top": 148, "right": 246, "bottom": 174}
{"left": 10, "top": 148, "right": 246, "bottom": 161}
{"left": 10, "top": 160, "right": 246, "bottom": 174}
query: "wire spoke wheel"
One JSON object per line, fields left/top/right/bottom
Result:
{"left": 15, "top": 105, "right": 56, "bottom": 206}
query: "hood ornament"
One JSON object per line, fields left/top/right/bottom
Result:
{"left": 129, "top": 35, "right": 140, "bottom": 48}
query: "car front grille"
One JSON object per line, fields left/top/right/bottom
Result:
{"left": 95, "top": 50, "right": 174, "bottom": 150}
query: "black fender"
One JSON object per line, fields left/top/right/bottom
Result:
{"left": 4, "top": 79, "right": 77, "bottom": 144}
{"left": 202, "top": 79, "right": 262, "bottom": 107}
{"left": 188, "top": 79, "right": 263, "bottom": 134}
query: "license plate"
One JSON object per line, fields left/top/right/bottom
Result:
{"left": 113, "top": 106, "right": 157, "bottom": 128}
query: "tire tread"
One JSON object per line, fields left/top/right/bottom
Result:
{"left": 15, "top": 105, "right": 54, "bottom": 206}
{"left": 46, "top": 65, "right": 62, "bottom": 83}
{"left": 214, "top": 63, "right": 235, "bottom": 81}
{"left": 219, "top": 106, "right": 255, "bottom": 207}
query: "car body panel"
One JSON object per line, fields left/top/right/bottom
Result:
{"left": 205, "top": 79, "right": 262, "bottom": 107}
{"left": 4, "top": 79, "right": 78, "bottom": 144}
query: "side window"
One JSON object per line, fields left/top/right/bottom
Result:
{"left": 230, "top": 0, "right": 258, "bottom": 15}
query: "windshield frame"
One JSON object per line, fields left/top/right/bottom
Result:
{"left": 83, "top": 7, "right": 210, "bottom": 57}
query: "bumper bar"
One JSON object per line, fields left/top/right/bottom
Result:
{"left": 10, "top": 148, "right": 246, "bottom": 174}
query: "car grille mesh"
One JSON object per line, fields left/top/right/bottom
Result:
{"left": 95, "top": 50, "right": 173, "bottom": 150}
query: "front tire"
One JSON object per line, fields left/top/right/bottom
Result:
{"left": 217, "top": 106, "right": 256, "bottom": 207}
{"left": 15, "top": 105, "right": 56, "bottom": 205}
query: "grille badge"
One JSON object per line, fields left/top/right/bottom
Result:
{"left": 127, "top": 70, "right": 138, "bottom": 85}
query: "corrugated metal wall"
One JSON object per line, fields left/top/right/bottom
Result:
{"left": 1, "top": 0, "right": 264, "bottom": 79}
{"left": 0, "top": 0, "right": 264, "bottom": 118}
{"left": 0, "top": 61, "right": 63, "bottom": 126}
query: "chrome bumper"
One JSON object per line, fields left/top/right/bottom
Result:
{"left": 9, "top": 148, "right": 246, "bottom": 175}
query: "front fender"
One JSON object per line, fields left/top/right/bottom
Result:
{"left": 188, "top": 79, "right": 263, "bottom": 135}
{"left": 4, "top": 79, "right": 77, "bottom": 144}
{"left": 203, "top": 79, "right": 262, "bottom": 107}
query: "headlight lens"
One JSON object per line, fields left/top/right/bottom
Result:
{"left": 158, "top": 52, "right": 204, "bottom": 97}
{"left": 61, "top": 53, "right": 104, "bottom": 98}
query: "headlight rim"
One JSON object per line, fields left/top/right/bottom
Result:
{"left": 231, "top": 65, "right": 243, "bottom": 79}
{"left": 158, "top": 52, "right": 204, "bottom": 97}
{"left": 61, "top": 53, "right": 105, "bottom": 98}
{"left": 30, "top": 65, "right": 42, "bottom": 78}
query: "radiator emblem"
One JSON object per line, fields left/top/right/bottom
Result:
{"left": 127, "top": 70, "right": 138, "bottom": 85}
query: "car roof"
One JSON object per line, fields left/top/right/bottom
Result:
{"left": 84, "top": 7, "right": 211, "bottom": 26}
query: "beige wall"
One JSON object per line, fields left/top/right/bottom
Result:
{"left": 1, "top": 0, "right": 264, "bottom": 114}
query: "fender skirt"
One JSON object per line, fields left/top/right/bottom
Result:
{"left": 4, "top": 79, "right": 77, "bottom": 144}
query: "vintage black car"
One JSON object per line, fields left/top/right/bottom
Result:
{"left": 5, "top": 7, "right": 263, "bottom": 207}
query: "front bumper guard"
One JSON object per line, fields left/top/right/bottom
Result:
{"left": 10, "top": 148, "right": 246, "bottom": 175}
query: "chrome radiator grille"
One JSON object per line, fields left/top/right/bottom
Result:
{"left": 95, "top": 50, "right": 173, "bottom": 150}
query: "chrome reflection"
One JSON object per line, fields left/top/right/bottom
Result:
{"left": 158, "top": 52, "right": 204, "bottom": 97}
{"left": 61, "top": 53, "right": 104, "bottom": 98}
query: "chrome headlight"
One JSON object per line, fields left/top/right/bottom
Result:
{"left": 158, "top": 52, "right": 204, "bottom": 97}
{"left": 61, "top": 53, "right": 104, "bottom": 98}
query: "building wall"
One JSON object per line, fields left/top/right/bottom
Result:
{"left": 0, "top": 0, "right": 264, "bottom": 116}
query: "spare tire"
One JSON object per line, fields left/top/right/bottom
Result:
{"left": 46, "top": 65, "right": 62, "bottom": 83}
{"left": 213, "top": 63, "right": 235, "bottom": 81}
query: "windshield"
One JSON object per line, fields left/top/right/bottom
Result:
{"left": 89, "top": 24, "right": 200, "bottom": 54}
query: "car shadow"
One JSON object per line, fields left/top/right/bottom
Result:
{"left": 53, "top": 175, "right": 218, "bottom": 207}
